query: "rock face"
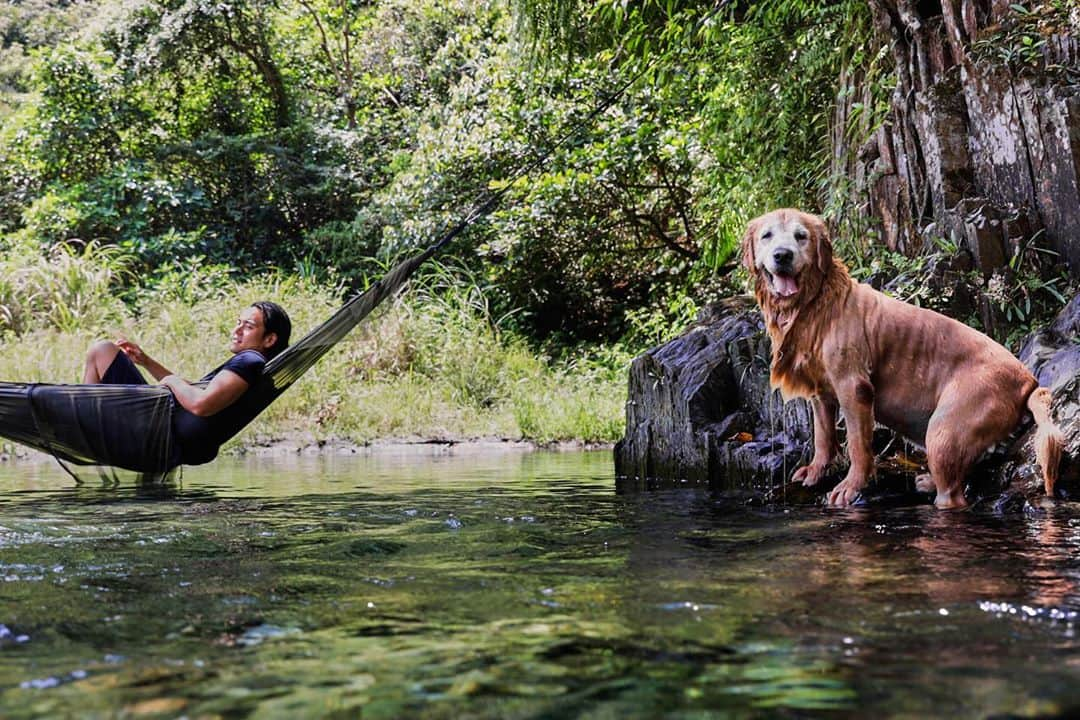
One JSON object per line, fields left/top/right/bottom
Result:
{"left": 846, "top": 2, "right": 1080, "bottom": 275}
{"left": 613, "top": 296, "right": 811, "bottom": 496}
{"left": 615, "top": 288, "right": 1079, "bottom": 506}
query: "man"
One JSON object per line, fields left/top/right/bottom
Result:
{"left": 82, "top": 300, "right": 292, "bottom": 466}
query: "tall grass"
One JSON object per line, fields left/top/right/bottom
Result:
{"left": 0, "top": 247, "right": 629, "bottom": 451}
{"left": 0, "top": 240, "right": 131, "bottom": 336}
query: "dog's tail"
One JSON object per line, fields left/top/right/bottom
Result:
{"left": 1027, "top": 387, "right": 1065, "bottom": 497}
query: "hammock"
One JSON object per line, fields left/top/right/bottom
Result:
{"left": 0, "top": 44, "right": 656, "bottom": 483}
{"left": 0, "top": 238, "right": 442, "bottom": 483}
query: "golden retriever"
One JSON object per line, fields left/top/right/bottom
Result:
{"left": 743, "top": 208, "right": 1064, "bottom": 508}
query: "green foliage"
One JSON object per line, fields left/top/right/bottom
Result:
{"left": 982, "top": 238, "right": 1074, "bottom": 347}
{"left": 0, "top": 247, "right": 627, "bottom": 443}
{"left": 34, "top": 48, "right": 128, "bottom": 184}
{"left": 622, "top": 293, "right": 701, "bottom": 349}
{"left": 848, "top": 231, "right": 1076, "bottom": 350}
{"left": 0, "top": 0, "right": 882, "bottom": 347}
{"left": 369, "top": 30, "right": 714, "bottom": 340}
{"left": 490, "top": 0, "right": 877, "bottom": 336}
{"left": 5, "top": 0, "right": 1054, "bottom": 366}
{"left": 0, "top": 0, "right": 96, "bottom": 117}
{"left": 0, "top": 240, "right": 132, "bottom": 336}
{"left": 971, "top": 2, "right": 1074, "bottom": 73}
{"left": 142, "top": 252, "right": 239, "bottom": 307}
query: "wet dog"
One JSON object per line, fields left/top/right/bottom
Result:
{"left": 743, "top": 208, "right": 1063, "bottom": 508}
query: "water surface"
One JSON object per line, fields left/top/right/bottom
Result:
{"left": 2, "top": 450, "right": 1079, "bottom": 718}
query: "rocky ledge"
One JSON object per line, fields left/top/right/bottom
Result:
{"left": 614, "top": 292, "right": 1080, "bottom": 509}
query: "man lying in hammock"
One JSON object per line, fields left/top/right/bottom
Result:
{"left": 79, "top": 300, "right": 292, "bottom": 466}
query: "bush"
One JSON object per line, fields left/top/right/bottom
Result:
{"left": 0, "top": 240, "right": 131, "bottom": 335}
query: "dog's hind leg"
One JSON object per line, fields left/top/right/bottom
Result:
{"left": 924, "top": 426, "right": 976, "bottom": 509}
{"left": 924, "top": 390, "right": 1021, "bottom": 509}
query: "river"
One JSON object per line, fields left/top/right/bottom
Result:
{"left": 1, "top": 449, "right": 1079, "bottom": 718}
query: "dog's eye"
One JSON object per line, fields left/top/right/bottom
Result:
{"left": 762, "top": 231, "right": 773, "bottom": 240}
{"left": 794, "top": 230, "right": 808, "bottom": 242}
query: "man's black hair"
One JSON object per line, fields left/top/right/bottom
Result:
{"left": 251, "top": 301, "right": 291, "bottom": 359}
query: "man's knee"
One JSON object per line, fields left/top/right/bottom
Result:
{"left": 86, "top": 340, "right": 119, "bottom": 363}
{"left": 88, "top": 339, "right": 117, "bottom": 352}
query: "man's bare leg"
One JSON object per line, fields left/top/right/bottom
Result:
{"left": 82, "top": 340, "right": 121, "bottom": 384}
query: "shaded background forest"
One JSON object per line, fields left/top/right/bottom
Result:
{"left": 0, "top": 0, "right": 890, "bottom": 346}
{"left": 0, "top": 0, "right": 1076, "bottom": 349}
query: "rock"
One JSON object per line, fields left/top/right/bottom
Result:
{"left": 614, "top": 296, "right": 907, "bottom": 500}
{"left": 913, "top": 69, "right": 974, "bottom": 214}
{"left": 1019, "top": 294, "right": 1080, "bottom": 388}
{"left": 938, "top": 198, "right": 1016, "bottom": 277}
{"left": 613, "top": 296, "right": 813, "bottom": 492}
{"left": 848, "top": 2, "right": 1080, "bottom": 276}
{"left": 616, "top": 286, "right": 1079, "bottom": 508}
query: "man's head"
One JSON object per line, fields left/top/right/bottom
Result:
{"left": 230, "top": 301, "right": 292, "bottom": 359}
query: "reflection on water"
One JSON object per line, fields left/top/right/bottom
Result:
{"left": 2, "top": 450, "right": 1080, "bottom": 718}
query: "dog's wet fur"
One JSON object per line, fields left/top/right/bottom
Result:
{"left": 743, "top": 209, "right": 1063, "bottom": 509}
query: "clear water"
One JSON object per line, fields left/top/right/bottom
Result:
{"left": 2, "top": 449, "right": 1080, "bottom": 718}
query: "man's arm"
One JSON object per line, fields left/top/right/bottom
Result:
{"left": 160, "top": 370, "right": 250, "bottom": 417}
{"left": 116, "top": 340, "right": 174, "bottom": 382}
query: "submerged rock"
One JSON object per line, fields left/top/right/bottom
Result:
{"left": 615, "top": 290, "right": 1079, "bottom": 508}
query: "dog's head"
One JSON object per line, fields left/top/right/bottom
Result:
{"left": 742, "top": 209, "right": 832, "bottom": 305}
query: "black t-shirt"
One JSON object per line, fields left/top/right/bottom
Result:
{"left": 171, "top": 350, "right": 270, "bottom": 465}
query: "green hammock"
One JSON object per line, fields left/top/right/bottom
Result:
{"left": 0, "top": 239, "right": 442, "bottom": 483}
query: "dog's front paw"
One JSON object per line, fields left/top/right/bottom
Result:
{"left": 792, "top": 463, "right": 828, "bottom": 487}
{"left": 826, "top": 477, "right": 867, "bottom": 507}
{"left": 914, "top": 473, "right": 934, "bottom": 493}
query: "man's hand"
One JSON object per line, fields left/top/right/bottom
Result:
{"left": 116, "top": 339, "right": 173, "bottom": 381}
{"left": 116, "top": 339, "right": 148, "bottom": 365}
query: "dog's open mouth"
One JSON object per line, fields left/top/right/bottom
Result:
{"left": 766, "top": 269, "right": 800, "bottom": 298}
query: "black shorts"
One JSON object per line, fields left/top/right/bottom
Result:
{"left": 102, "top": 351, "right": 148, "bottom": 385}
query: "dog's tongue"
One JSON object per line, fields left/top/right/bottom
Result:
{"left": 774, "top": 273, "right": 799, "bottom": 297}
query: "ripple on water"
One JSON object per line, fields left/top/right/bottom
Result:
{"left": 978, "top": 600, "right": 1079, "bottom": 633}
{"left": 19, "top": 669, "right": 87, "bottom": 690}
{"left": 0, "top": 624, "right": 30, "bottom": 644}
{"left": 0, "top": 521, "right": 134, "bottom": 548}
{"left": 658, "top": 601, "right": 720, "bottom": 613}
{"left": 236, "top": 623, "right": 301, "bottom": 647}
{"left": 0, "top": 563, "right": 49, "bottom": 582}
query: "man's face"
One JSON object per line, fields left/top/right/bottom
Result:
{"left": 229, "top": 306, "right": 275, "bottom": 355}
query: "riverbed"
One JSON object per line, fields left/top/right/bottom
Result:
{"left": 2, "top": 450, "right": 1079, "bottom": 717}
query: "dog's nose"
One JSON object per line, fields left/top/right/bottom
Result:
{"left": 773, "top": 248, "right": 794, "bottom": 267}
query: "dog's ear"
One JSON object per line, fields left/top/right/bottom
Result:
{"left": 811, "top": 214, "right": 833, "bottom": 274}
{"left": 741, "top": 218, "right": 760, "bottom": 273}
